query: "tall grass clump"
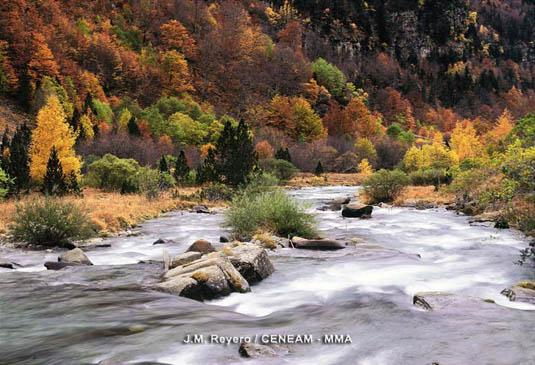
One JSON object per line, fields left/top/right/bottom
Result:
{"left": 10, "top": 197, "right": 93, "bottom": 247}
{"left": 224, "top": 189, "right": 317, "bottom": 239}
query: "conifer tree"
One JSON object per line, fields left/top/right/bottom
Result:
{"left": 314, "top": 160, "right": 324, "bottom": 176}
{"left": 275, "top": 147, "right": 292, "bottom": 163}
{"left": 0, "top": 127, "right": 9, "bottom": 170}
{"left": 42, "top": 146, "right": 68, "bottom": 196}
{"left": 7, "top": 125, "right": 31, "bottom": 193}
{"left": 215, "top": 119, "right": 257, "bottom": 187}
{"left": 158, "top": 155, "right": 169, "bottom": 172}
{"left": 68, "top": 170, "right": 81, "bottom": 196}
{"left": 174, "top": 150, "right": 190, "bottom": 182}
{"left": 17, "top": 70, "right": 32, "bottom": 112}
{"left": 197, "top": 148, "right": 218, "bottom": 184}
{"left": 127, "top": 116, "right": 141, "bottom": 136}
{"left": 29, "top": 95, "right": 81, "bottom": 182}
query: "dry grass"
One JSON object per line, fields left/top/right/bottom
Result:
{"left": 394, "top": 186, "right": 455, "bottom": 206}
{"left": 288, "top": 173, "right": 365, "bottom": 187}
{"left": 0, "top": 187, "right": 215, "bottom": 236}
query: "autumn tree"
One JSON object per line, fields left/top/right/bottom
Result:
{"left": 29, "top": 95, "right": 81, "bottom": 182}
{"left": 346, "top": 97, "right": 379, "bottom": 138}
{"left": 449, "top": 120, "right": 482, "bottom": 160}
{"left": 268, "top": 95, "right": 324, "bottom": 141}
{"left": 483, "top": 109, "right": 514, "bottom": 153}
{"left": 159, "top": 50, "right": 194, "bottom": 96}
{"left": 160, "top": 20, "right": 196, "bottom": 59}
{"left": 255, "top": 140, "right": 274, "bottom": 159}
{"left": 27, "top": 33, "right": 59, "bottom": 81}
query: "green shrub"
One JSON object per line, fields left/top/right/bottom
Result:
{"left": 259, "top": 158, "right": 299, "bottom": 182}
{"left": 0, "top": 167, "right": 13, "bottom": 199}
{"left": 126, "top": 168, "right": 175, "bottom": 200}
{"left": 240, "top": 172, "right": 279, "bottom": 196}
{"left": 224, "top": 190, "right": 317, "bottom": 239}
{"left": 409, "top": 168, "right": 450, "bottom": 187}
{"left": 200, "top": 182, "right": 234, "bottom": 202}
{"left": 10, "top": 198, "right": 93, "bottom": 247}
{"left": 362, "top": 169, "right": 410, "bottom": 203}
{"left": 84, "top": 154, "right": 140, "bottom": 191}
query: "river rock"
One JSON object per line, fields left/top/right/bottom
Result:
{"left": 501, "top": 283, "right": 535, "bottom": 304}
{"left": 0, "top": 262, "right": 20, "bottom": 269}
{"left": 239, "top": 343, "right": 289, "bottom": 358}
{"left": 186, "top": 239, "right": 216, "bottom": 254}
{"left": 170, "top": 251, "right": 203, "bottom": 269}
{"left": 318, "top": 197, "right": 351, "bottom": 211}
{"left": 153, "top": 238, "right": 176, "bottom": 245}
{"left": 292, "top": 238, "right": 345, "bottom": 250}
{"left": 44, "top": 261, "right": 83, "bottom": 270}
{"left": 413, "top": 292, "right": 505, "bottom": 313}
{"left": 159, "top": 253, "right": 250, "bottom": 301}
{"left": 342, "top": 204, "right": 373, "bottom": 218}
{"left": 191, "top": 205, "right": 210, "bottom": 214}
{"left": 220, "top": 235, "right": 231, "bottom": 243}
{"left": 226, "top": 244, "right": 275, "bottom": 283}
{"left": 58, "top": 248, "right": 93, "bottom": 265}
{"left": 345, "top": 237, "right": 365, "bottom": 246}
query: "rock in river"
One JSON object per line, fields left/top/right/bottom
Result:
{"left": 186, "top": 239, "right": 217, "bottom": 254}
{"left": 170, "top": 251, "right": 203, "bottom": 269}
{"left": 292, "top": 237, "right": 345, "bottom": 250}
{"left": 501, "top": 282, "right": 535, "bottom": 305}
{"left": 158, "top": 252, "right": 251, "bottom": 301}
{"left": 58, "top": 248, "right": 93, "bottom": 265}
{"left": 318, "top": 197, "right": 351, "bottom": 211}
{"left": 342, "top": 204, "right": 373, "bottom": 218}
{"left": 226, "top": 244, "right": 275, "bottom": 283}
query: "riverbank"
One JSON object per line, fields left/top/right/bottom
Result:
{"left": 0, "top": 188, "right": 213, "bottom": 240}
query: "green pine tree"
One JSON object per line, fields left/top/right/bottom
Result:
{"left": 127, "top": 116, "right": 141, "bottom": 136}
{"left": 197, "top": 148, "right": 218, "bottom": 184}
{"left": 68, "top": 170, "right": 81, "bottom": 196}
{"left": 7, "top": 124, "right": 31, "bottom": 194}
{"left": 314, "top": 160, "right": 324, "bottom": 176}
{"left": 158, "top": 155, "right": 169, "bottom": 173}
{"left": 42, "top": 146, "right": 68, "bottom": 196}
{"left": 174, "top": 150, "right": 190, "bottom": 182}
{"left": 215, "top": 119, "right": 257, "bottom": 187}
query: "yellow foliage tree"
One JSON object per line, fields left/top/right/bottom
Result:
{"left": 29, "top": 95, "right": 81, "bottom": 182}
{"left": 357, "top": 158, "right": 373, "bottom": 177}
{"left": 450, "top": 120, "right": 482, "bottom": 160}
{"left": 80, "top": 114, "right": 94, "bottom": 140}
{"left": 117, "top": 109, "right": 131, "bottom": 134}
{"left": 483, "top": 109, "right": 514, "bottom": 147}
{"left": 404, "top": 143, "right": 458, "bottom": 171}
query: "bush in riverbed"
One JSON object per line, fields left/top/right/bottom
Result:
{"left": 10, "top": 198, "right": 93, "bottom": 247}
{"left": 362, "top": 169, "right": 410, "bottom": 203}
{"left": 259, "top": 158, "right": 299, "bottom": 182}
{"left": 224, "top": 189, "right": 317, "bottom": 239}
{"left": 409, "top": 169, "right": 450, "bottom": 188}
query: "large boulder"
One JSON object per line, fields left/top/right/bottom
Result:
{"left": 292, "top": 237, "right": 345, "bottom": 250}
{"left": 170, "top": 251, "right": 203, "bottom": 269}
{"left": 226, "top": 244, "right": 275, "bottom": 283}
{"left": 186, "top": 240, "right": 216, "bottom": 254}
{"left": 501, "top": 282, "right": 535, "bottom": 305}
{"left": 342, "top": 204, "right": 373, "bottom": 218}
{"left": 58, "top": 248, "right": 93, "bottom": 265}
{"left": 158, "top": 253, "right": 250, "bottom": 301}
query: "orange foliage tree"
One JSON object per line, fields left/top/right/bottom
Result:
{"left": 255, "top": 140, "right": 274, "bottom": 159}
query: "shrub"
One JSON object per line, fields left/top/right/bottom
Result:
{"left": 240, "top": 172, "right": 279, "bottom": 196}
{"left": 10, "top": 198, "right": 93, "bottom": 247}
{"left": 200, "top": 183, "right": 234, "bottom": 202}
{"left": 259, "top": 158, "right": 299, "bottom": 182}
{"left": 362, "top": 169, "right": 410, "bottom": 203}
{"left": 224, "top": 190, "right": 317, "bottom": 239}
{"left": 409, "top": 169, "right": 450, "bottom": 187}
{"left": 84, "top": 154, "right": 140, "bottom": 191}
{"left": 0, "top": 167, "right": 13, "bottom": 199}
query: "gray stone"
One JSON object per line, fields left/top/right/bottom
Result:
{"left": 0, "top": 262, "right": 20, "bottom": 269}
{"left": 342, "top": 204, "right": 373, "bottom": 218}
{"left": 318, "top": 197, "right": 351, "bottom": 211}
{"left": 45, "top": 261, "right": 82, "bottom": 270}
{"left": 227, "top": 244, "right": 275, "bottom": 283}
{"left": 292, "top": 238, "right": 345, "bottom": 251}
{"left": 58, "top": 248, "right": 93, "bottom": 265}
{"left": 501, "top": 284, "right": 535, "bottom": 305}
{"left": 162, "top": 249, "right": 170, "bottom": 271}
{"left": 186, "top": 239, "right": 216, "bottom": 254}
{"left": 170, "top": 251, "right": 202, "bottom": 269}
{"left": 153, "top": 238, "right": 176, "bottom": 245}
{"left": 191, "top": 205, "right": 210, "bottom": 214}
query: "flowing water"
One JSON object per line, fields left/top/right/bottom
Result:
{"left": 1, "top": 187, "right": 534, "bottom": 365}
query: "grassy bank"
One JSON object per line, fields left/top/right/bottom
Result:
{"left": 0, "top": 188, "right": 213, "bottom": 239}
{"left": 289, "top": 173, "right": 366, "bottom": 187}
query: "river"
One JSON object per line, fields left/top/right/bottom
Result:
{"left": 1, "top": 186, "right": 534, "bottom": 364}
